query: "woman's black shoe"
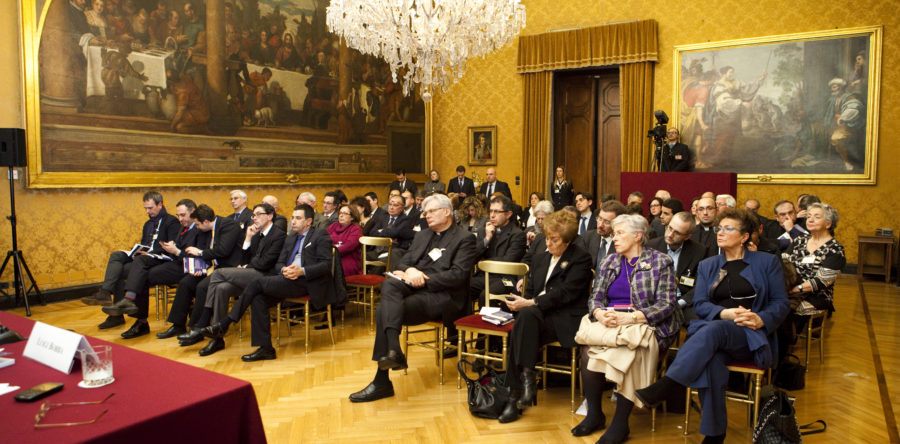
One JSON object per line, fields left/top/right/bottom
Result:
{"left": 517, "top": 367, "right": 538, "bottom": 409}
{"left": 571, "top": 413, "right": 606, "bottom": 436}
{"left": 498, "top": 398, "right": 522, "bottom": 423}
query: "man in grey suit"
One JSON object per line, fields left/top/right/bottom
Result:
{"left": 349, "top": 194, "right": 478, "bottom": 402}
{"left": 577, "top": 200, "right": 626, "bottom": 270}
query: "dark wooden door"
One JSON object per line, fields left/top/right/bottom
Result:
{"left": 552, "top": 69, "right": 620, "bottom": 200}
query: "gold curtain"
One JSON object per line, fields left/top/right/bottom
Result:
{"left": 620, "top": 61, "right": 655, "bottom": 172}
{"left": 516, "top": 20, "right": 659, "bottom": 73}
{"left": 516, "top": 20, "right": 658, "bottom": 186}
{"left": 521, "top": 71, "right": 553, "bottom": 203}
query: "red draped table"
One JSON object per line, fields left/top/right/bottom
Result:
{"left": 0, "top": 311, "right": 266, "bottom": 444}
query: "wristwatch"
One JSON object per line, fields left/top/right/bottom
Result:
{"left": 796, "top": 284, "right": 802, "bottom": 292}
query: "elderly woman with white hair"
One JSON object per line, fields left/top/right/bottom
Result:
{"left": 778, "top": 202, "right": 845, "bottom": 361}
{"left": 571, "top": 214, "right": 679, "bottom": 443}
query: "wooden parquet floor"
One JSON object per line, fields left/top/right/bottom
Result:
{"left": 9, "top": 275, "right": 899, "bottom": 443}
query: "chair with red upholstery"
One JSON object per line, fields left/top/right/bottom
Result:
{"left": 344, "top": 236, "right": 393, "bottom": 330}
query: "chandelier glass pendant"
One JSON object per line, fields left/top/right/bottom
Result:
{"left": 326, "top": 0, "right": 526, "bottom": 102}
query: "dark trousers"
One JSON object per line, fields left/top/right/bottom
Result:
{"left": 227, "top": 274, "right": 309, "bottom": 350}
{"left": 664, "top": 320, "right": 755, "bottom": 437}
{"left": 506, "top": 306, "right": 558, "bottom": 389}
{"left": 125, "top": 256, "right": 185, "bottom": 320}
{"left": 101, "top": 251, "right": 132, "bottom": 295}
{"left": 167, "top": 274, "right": 211, "bottom": 327}
{"left": 371, "top": 279, "right": 452, "bottom": 361}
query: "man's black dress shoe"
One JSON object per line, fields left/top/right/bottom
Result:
{"left": 199, "top": 338, "right": 225, "bottom": 356}
{"left": 199, "top": 323, "right": 229, "bottom": 339}
{"left": 377, "top": 349, "right": 408, "bottom": 371}
{"left": 102, "top": 298, "right": 139, "bottom": 316}
{"left": 97, "top": 315, "right": 125, "bottom": 329}
{"left": 241, "top": 347, "right": 276, "bottom": 362}
{"left": 349, "top": 381, "right": 394, "bottom": 403}
{"left": 156, "top": 325, "right": 186, "bottom": 339}
{"left": 179, "top": 330, "right": 204, "bottom": 346}
{"left": 121, "top": 321, "right": 149, "bottom": 339}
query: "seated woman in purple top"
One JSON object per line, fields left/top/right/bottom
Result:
{"left": 327, "top": 204, "right": 363, "bottom": 277}
{"left": 574, "top": 214, "right": 679, "bottom": 443}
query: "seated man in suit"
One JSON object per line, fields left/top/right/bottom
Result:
{"left": 102, "top": 199, "right": 203, "bottom": 338}
{"left": 230, "top": 189, "right": 253, "bottom": 229}
{"left": 349, "top": 194, "right": 477, "bottom": 402}
{"left": 262, "top": 195, "right": 288, "bottom": 232}
{"left": 401, "top": 190, "right": 420, "bottom": 219}
{"left": 771, "top": 200, "right": 809, "bottom": 251}
{"left": 576, "top": 200, "right": 626, "bottom": 271}
{"left": 82, "top": 191, "right": 180, "bottom": 321}
{"left": 155, "top": 204, "right": 244, "bottom": 339}
{"left": 177, "top": 202, "right": 286, "bottom": 355}
{"left": 198, "top": 204, "right": 338, "bottom": 361}
{"left": 367, "top": 194, "right": 415, "bottom": 261}
{"left": 574, "top": 191, "right": 596, "bottom": 236}
{"left": 479, "top": 167, "right": 511, "bottom": 199}
{"left": 647, "top": 211, "right": 708, "bottom": 324}
{"left": 389, "top": 168, "right": 418, "bottom": 196}
{"left": 470, "top": 195, "right": 526, "bottom": 304}
{"left": 650, "top": 198, "right": 685, "bottom": 239}
{"left": 447, "top": 165, "right": 475, "bottom": 199}
{"left": 318, "top": 191, "right": 340, "bottom": 228}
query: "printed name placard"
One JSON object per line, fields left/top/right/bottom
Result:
{"left": 23, "top": 322, "right": 92, "bottom": 374}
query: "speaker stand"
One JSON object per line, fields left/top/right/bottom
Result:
{"left": 0, "top": 166, "right": 43, "bottom": 316}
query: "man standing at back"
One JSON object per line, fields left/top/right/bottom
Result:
{"left": 389, "top": 169, "right": 417, "bottom": 196}
{"left": 82, "top": 191, "right": 180, "bottom": 312}
{"left": 479, "top": 167, "right": 511, "bottom": 199}
{"left": 447, "top": 165, "right": 475, "bottom": 198}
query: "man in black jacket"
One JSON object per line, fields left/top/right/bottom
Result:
{"left": 101, "top": 199, "right": 204, "bottom": 338}
{"left": 82, "top": 191, "right": 180, "bottom": 311}
{"left": 470, "top": 195, "right": 526, "bottom": 303}
{"left": 199, "top": 204, "right": 339, "bottom": 361}
{"left": 153, "top": 204, "right": 243, "bottom": 340}
{"left": 367, "top": 195, "right": 415, "bottom": 260}
{"left": 177, "top": 202, "right": 287, "bottom": 355}
{"left": 647, "top": 212, "right": 708, "bottom": 324}
{"left": 349, "top": 194, "right": 477, "bottom": 402}
{"left": 577, "top": 200, "right": 626, "bottom": 271}
{"left": 479, "top": 168, "right": 512, "bottom": 199}
{"left": 388, "top": 169, "right": 418, "bottom": 196}
{"left": 659, "top": 128, "right": 692, "bottom": 172}
{"left": 446, "top": 165, "right": 476, "bottom": 198}
{"left": 230, "top": 190, "right": 253, "bottom": 229}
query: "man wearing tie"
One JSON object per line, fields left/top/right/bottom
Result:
{"left": 368, "top": 195, "right": 415, "bottom": 258}
{"left": 230, "top": 190, "right": 252, "bottom": 229}
{"left": 574, "top": 191, "right": 597, "bottom": 236}
{"left": 470, "top": 195, "right": 527, "bottom": 303}
{"left": 199, "top": 204, "right": 339, "bottom": 361}
{"left": 577, "top": 200, "right": 626, "bottom": 270}
{"left": 478, "top": 167, "right": 512, "bottom": 199}
{"left": 389, "top": 169, "right": 418, "bottom": 196}
{"left": 447, "top": 165, "right": 476, "bottom": 198}
{"left": 647, "top": 211, "right": 708, "bottom": 325}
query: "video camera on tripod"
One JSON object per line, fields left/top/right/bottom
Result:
{"left": 646, "top": 110, "right": 669, "bottom": 171}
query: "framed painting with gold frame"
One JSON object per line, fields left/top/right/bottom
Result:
{"left": 673, "top": 26, "right": 881, "bottom": 184}
{"left": 467, "top": 125, "right": 497, "bottom": 166}
{"left": 20, "top": 0, "right": 431, "bottom": 188}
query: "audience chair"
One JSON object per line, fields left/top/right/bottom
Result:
{"left": 153, "top": 284, "right": 177, "bottom": 321}
{"left": 402, "top": 321, "right": 452, "bottom": 385}
{"left": 683, "top": 361, "right": 770, "bottom": 435}
{"left": 797, "top": 309, "right": 827, "bottom": 370}
{"left": 274, "top": 248, "right": 338, "bottom": 354}
{"left": 454, "top": 260, "right": 529, "bottom": 389}
{"left": 535, "top": 342, "right": 579, "bottom": 413}
{"left": 344, "top": 236, "right": 392, "bottom": 330}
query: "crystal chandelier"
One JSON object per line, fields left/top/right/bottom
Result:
{"left": 326, "top": 0, "right": 526, "bottom": 102}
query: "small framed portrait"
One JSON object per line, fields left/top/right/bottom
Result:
{"left": 468, "top": 126, "right": 497, "bottom": 166}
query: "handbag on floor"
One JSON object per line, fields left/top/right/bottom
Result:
{"left": 753, "top": 387, "right": 802, "bottom": 444}
{"left": 457, "top": 359, "right": 509, "bottom": 419}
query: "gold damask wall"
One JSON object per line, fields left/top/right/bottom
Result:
{"left": 433, "top": 0, "right": 900, "bottom": 265}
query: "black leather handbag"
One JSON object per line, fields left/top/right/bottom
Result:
{"left": 753, "top": 387, "right": 802, "bottom": 444}
{"left": 774, "top": 354, "right": 806, "bottom": 391}
{"left": 457, "top": 359, "right": 510, "bottom": 419}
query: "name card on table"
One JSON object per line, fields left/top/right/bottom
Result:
{"left": 23, "top": 322, "right": 92, "bottom": 374}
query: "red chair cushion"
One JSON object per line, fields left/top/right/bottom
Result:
{"left": 453, "top": 314, "right": 515, "bottom": 333}
{"left": 345, "top": 275, "right": 387, "bottom": 286}
{"left": 727, "top": 360, "right": 764, "bottom": 371}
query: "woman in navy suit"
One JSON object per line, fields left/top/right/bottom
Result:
{"left": 635, "top": 208, "right": 789, "bottom": 443}
{"left": 498, "top": 210, "right": 593, "bottom": 423}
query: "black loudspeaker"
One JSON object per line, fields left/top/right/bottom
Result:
{"left": 0, "top": 128, "right": 26, "bottom": 167}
